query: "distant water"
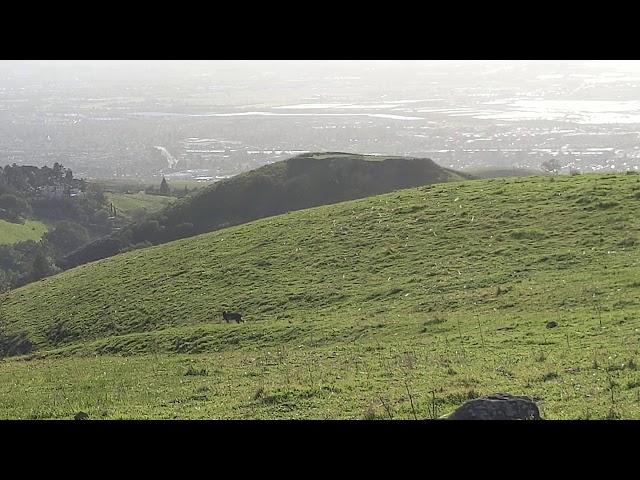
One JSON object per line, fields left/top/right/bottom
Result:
{"left": 476, "top": 100, "right": 640, "bottom": 124}
{"left": 131, "top": 98, "right": 640, "bottom": 125}
{"left": 130, "top": 111, "right": 423, "bottom": 121}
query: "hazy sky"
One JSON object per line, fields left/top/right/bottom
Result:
{"left": 4, "top": 60, "right": 640, "bottom": 78}
{"left": 1, "top": 60, "right": 638, "bottom": 98}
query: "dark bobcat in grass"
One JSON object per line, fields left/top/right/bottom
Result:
{"left": 222, "top": 311, "right": 244, "bottom": 323}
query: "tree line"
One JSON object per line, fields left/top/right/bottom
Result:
{"left": 0, "top": 163, "right": 107, "bottom": 291}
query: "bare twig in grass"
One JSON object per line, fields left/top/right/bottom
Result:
{"left": 307, "top": 364, "right": 314, "bottom": 387}
{"left": 477, "top": 316, "right": 486, "bottom": 354}
{"left": 594, "top": 299, "right": 603, "bottom": 328}
{"left": 378, "top": 395, "right": 394, "bottom": 420}
{"left": 610, "top": 378, "right": 615, "bottom": 404}
{"left": 404, "top": 378, "right": 418, "bottom": 420}
{"left": 457, "top": 318, "right": 466, "bottom": 360}
{"left": 428, "top": 389, "right": 438, "bottom": 419}
{"left": 606, "top": 370, "right": 621, "bottom": 419}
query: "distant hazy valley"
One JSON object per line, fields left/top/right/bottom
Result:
{"left": 2, "top": 61, "right": 640, "bottom": 181}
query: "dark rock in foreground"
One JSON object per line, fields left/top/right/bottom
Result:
{"left": 443, "top": 393, "right": 540, "bottom": 420}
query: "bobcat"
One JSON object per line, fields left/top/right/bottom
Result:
{"left": 222, "top": 311, "right": 244, "bottom": 323}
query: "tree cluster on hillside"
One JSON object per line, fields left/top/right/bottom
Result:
{"left": 0, "top": 162, "right": 85, "bottom": 196}
{"left": 0, "top": 163, "right": 116, "bottom": 291}
{"left": 0, "top": 163, "right": 94, "bottom": 224}
{"left": 159, "top": 177, "right": 170, "bottom": 196}
{"left": 0, "top": 219, "right": 93, "bottom": 292}
{"left": 0, "top": 193, "right": 31, "bottom": 223}
{"left": 0, "top": 241, "right": 57, "bottom": 291}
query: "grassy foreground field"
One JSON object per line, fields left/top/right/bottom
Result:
{"left": 0, "top": 173, "right": 639, "bottom": 419}
{"left": 0, "top": 219, "right": 48, "bottom": 245}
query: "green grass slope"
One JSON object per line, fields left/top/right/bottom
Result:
{"left": 64, "top": 153, "right": 471, "bottom": 269}
{"left": 0, "top": 219, "right": 48, "bottom": 245}
{"left": 106, "top": 192, "right": 176, "bottom": 221}
{"left": 1, "top": 172, "right": 639, "bottom": 419}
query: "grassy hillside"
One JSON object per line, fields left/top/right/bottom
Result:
{"left": 0, "top": 172, "right": 639, "bottom": 419}
{"left": 0, "top": 219, "right": 48, "bottom": 245}
{"left": 64, "top": 153, "right": 471, "bottom": 269}
{"left": 106, "top": 193, "right": 176, "bottom": 221}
